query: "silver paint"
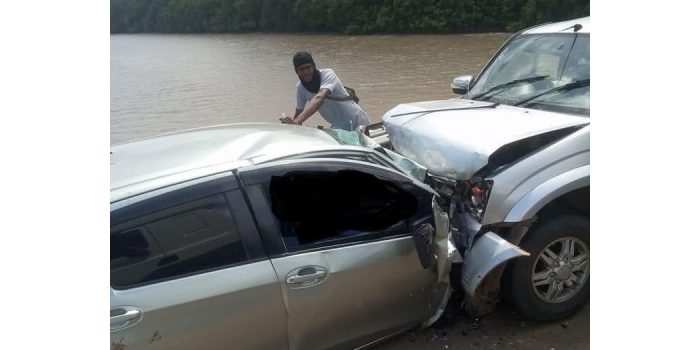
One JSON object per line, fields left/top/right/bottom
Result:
{"left": 110, "top": 261, "right": 289, "bottom": 350}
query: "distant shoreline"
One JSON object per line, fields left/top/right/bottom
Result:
{"left": 110, "top": 31, "right": 512, "bottom": 36}
{"left": 111, "top": 0, "right": 589, "bottom": 36}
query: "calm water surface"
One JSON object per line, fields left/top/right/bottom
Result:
{"left": 111, "top": 33, "right": 510, "bottom": 144}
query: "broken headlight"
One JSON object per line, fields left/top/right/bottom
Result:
{"left": 465, "top": 179, "right": 493, "bottom": 222}
{"left": 425, "top": 175, "right": 492, "bottom": 222}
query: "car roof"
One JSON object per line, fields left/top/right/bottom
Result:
{"left": 110, "top": 123, "right": 347, "bottom": 203}
{"left": 521, "top": 17, "right": 590, "bottom": 35}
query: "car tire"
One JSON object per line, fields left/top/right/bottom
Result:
{"left": 504, "top": 213, "right": 589, "bottom": 321}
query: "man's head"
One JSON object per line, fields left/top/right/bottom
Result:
{"left": 293, "top": 51, "right": 316, "bottom": 83}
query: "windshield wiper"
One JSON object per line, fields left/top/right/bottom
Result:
{"left": 513, "top": 79, "right": 590, "bottom": 107}
{"left": 470, "top": 75, "right": 549, "bottom": 100}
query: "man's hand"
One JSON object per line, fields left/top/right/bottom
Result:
{"left": 279, "top": 116, "right": 298, "bottom": 125}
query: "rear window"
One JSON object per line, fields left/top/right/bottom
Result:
{"left": 110, "top": 193, "right": 248, "bottom": 289}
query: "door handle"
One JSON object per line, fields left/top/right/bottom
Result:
{"left": 286, "top": 270, "right": 327, "bottom": 284}
{"left": 110, "top": 307, "right": 142, "bottom": 330}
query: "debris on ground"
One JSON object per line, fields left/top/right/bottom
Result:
{"left": 472, "top": 317, "right": 481, "bottom": 329}
{"left": 373, "top": 301, "right": 589, "bottom": 349}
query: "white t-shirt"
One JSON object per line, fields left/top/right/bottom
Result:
{"left": 296, "top": 69, "right": 369, "bottom": 130}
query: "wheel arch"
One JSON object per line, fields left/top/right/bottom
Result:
{"left": 504, "top": 165, "right": 589, "bottom": 223}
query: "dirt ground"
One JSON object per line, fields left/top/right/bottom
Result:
{"left": 376, "top": 301, "right": 589, "bottom": 350}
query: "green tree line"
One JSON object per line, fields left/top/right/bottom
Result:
{"left": 111, "top": 0, "right": 589, "bottom": 34}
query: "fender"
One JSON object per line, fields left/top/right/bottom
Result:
{"left": 504, "top": 165, "right": 589, "bottom": 223}
{"left": 461, "top": 232, "right": 529, "bottom": 297}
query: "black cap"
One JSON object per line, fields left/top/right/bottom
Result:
{"left": 293, "top": 51, "right": 315, "bottom": 69}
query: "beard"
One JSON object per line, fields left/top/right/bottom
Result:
{"left": 301, "top": 69, "right": 321, "bottom": 93}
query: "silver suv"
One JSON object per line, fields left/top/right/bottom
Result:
{"left": 376, "top": 16, "right": 590, "bottom": 320}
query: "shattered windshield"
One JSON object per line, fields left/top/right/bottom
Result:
{"left": 324, "top": 129, "right": 428, "bottom": 182}
{"left": 324, "top": 128, "right": 377, "bottom": 148}
{"left": 468, "top": 33, "right": 589, "bottom": 116}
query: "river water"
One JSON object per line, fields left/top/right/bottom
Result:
{"left": 111, "top": 33, "right": 510, "bottom": 144}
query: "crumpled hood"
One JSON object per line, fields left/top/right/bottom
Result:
{"left": 382, "top": 99, "right": 590, "bottom": 180}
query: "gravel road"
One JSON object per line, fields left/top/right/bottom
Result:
{"left": 376, "top": 301, "right": 589, "bottom": 350}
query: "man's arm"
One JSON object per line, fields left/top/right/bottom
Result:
{"left": 291, "top": 88, "right": 330, "bottom": 125}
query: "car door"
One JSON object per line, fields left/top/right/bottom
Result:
{"left": 110, "top": 173, "right": 288, "bottom": 350}
{"left": 238, "top": 158, "right": 448, "bottom": 350}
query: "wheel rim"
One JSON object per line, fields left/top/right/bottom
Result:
{"left": 531, "top": 236, "right": 589, "bottom": 303}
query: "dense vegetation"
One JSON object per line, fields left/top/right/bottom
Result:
{"left": 111, "top": 0, "right": 589, "bottom": 34}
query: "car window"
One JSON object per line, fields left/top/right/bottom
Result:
{"left": 561, "top": 35, "right": 590, "bottom": 82}
{"left": 267, "top": 169, "right": 417, "bottom": 251}
{"left": 468, "top": 33, "right": 590, "bottom": 116}
{"left": 110, "top": 192, "right": 249, "bottom": 289}
{"left": 478, "top": 34, "right": 573, "bottom": 91}
{"left": 519, "top": 35, "right": 590, "bottom": 115}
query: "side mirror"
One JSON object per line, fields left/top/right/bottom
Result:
{"left": 451, "top": 75, "right": 474, "bottom": 95}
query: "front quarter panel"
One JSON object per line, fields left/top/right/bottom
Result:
{"left": 483, "top": 125, "right": 589, "bottom": 225}
{"left": 504, "top": 165, "right": 589, "bottom": 222}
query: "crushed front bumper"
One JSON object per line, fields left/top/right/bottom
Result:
{"left": 452, "top": 212, "right": 529, "bottom": 298}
